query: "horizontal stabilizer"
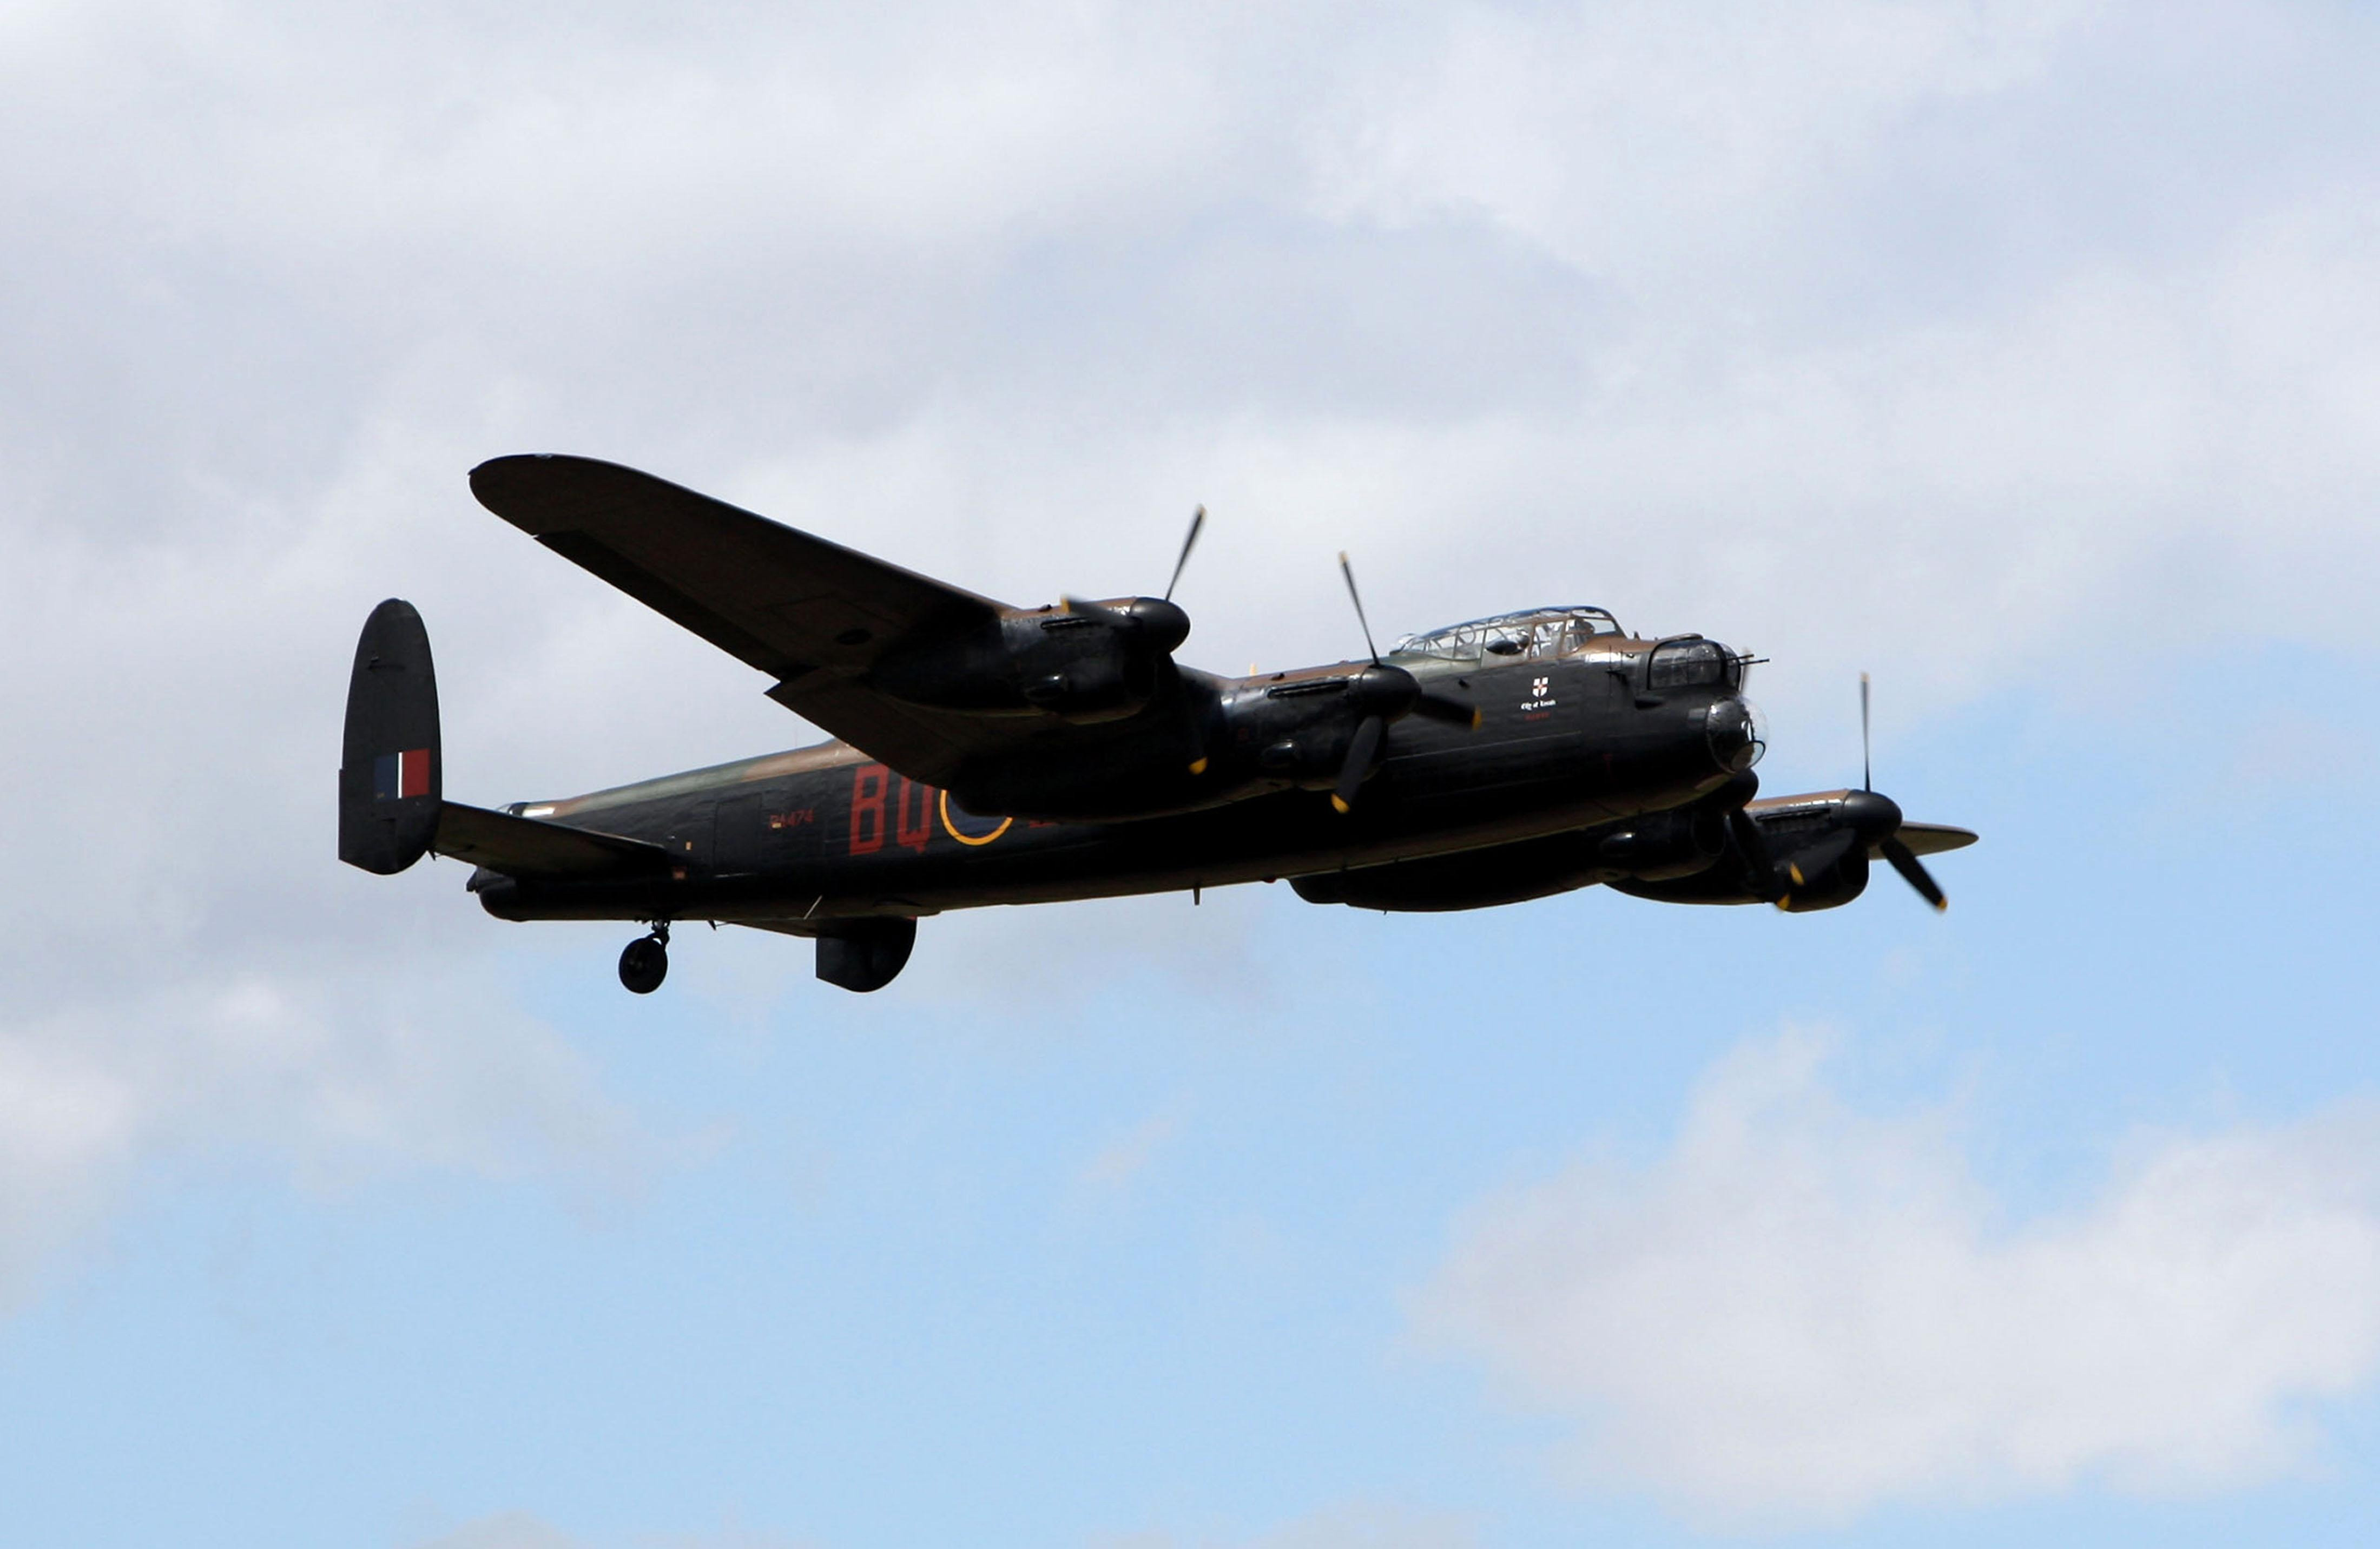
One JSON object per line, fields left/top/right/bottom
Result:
{"left": 433, "top": 802, "right": 675, "bottom": 880}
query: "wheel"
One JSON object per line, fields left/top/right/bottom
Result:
{"left": 618, "top": 934, "right": 668, "bottom": 994}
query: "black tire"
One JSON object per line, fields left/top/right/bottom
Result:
{"left": 618, "top": 934, "right": 668, "bottom": 994}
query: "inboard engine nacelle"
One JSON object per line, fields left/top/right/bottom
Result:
{"left": 867, "top": 598, "right": 1192, "bottom": 723}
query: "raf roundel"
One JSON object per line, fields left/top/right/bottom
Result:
{"left": 939, "top": 791, "right": 1013, "bottom": 847}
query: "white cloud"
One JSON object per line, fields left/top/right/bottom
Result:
{"left": 0, "top": 415, "right": 660, "bottom": 1311}
{"left": 1303, "top": 0, "right": 2098, "bottom": 285}
{"left": 8, "top": 0, "right": 2380, "bottom": 1304}
{"left": 0, "top": 966, "right": 643, "bottom": 1312}
{"left": 1415, "top": 1031, "right": 2380, "bottom": 1526}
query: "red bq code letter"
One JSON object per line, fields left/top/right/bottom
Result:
{"left": 895, "top": 777, "right": 934, "bottom": 854}
{"left": 849, "top": 764, "right": 888, "bottom": 854}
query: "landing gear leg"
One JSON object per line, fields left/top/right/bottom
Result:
{"left": 618, "top": 921, "right": 670, "bottom": 995}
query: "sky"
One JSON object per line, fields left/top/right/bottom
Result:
{"left": 5, "top": 1, "right": 2380, "bottom": 1544}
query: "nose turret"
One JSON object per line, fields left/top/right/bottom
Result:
{"left": 1703, "top": 696, "right": 1766, "bottom": 773}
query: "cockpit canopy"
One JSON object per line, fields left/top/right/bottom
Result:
{"left": 1390, "top": 605, "right": 1624, "bottom": 663}
{"left": 1646, "top": 637, "right": 1737, "bottom": 689}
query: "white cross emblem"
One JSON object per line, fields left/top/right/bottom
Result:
{"left": 1532, "top": 676, "right": 1549, "bottom": 697}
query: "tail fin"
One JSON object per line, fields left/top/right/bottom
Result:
{"left": 339, "top": 599, "right": 442, "bottom": 874}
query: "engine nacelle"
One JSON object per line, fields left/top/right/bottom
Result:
{"left": 1016, "top": 619, "right": 1142, "bottom": 719}
{"left": 867, "top": 599, "right": 1190, "bottom": 725}
{"left": 1608, "top": 794, "right": 1875, "bottom": 909}
{"left": 1592, "top": 806, "right": 1729, "bottom": 881}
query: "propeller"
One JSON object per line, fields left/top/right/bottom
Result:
{"left": 1341, "top": 552, "right": 1381, "bottom": 663}
{"left": 1166, "top": 505, "right": 1204, "bottom": 602}
{"left": 1329, "top": 553, "right": 1480, "bottom": 812}
{"left": 1880, "top": 828, "right": 1947, "bottom": 911}
{"left": 1783, "top": 828, "right": 1858, "bottom": 889}
{"left": 1059, "top": 505, "right": 1208, "bottom": 653}
{"left": 1735, "top": 675, "right": 1948, "bottom": 911}
{"left": 1854, "top": 672, "right": 1947, "bottom": 912}
{"left": 1860, "top": 670, "right": 1871, "bottom": 794}
{"left": 1332, "top": 714, "right": 1387, "bottom": 813}
{"left": 1043, "top": 507, "right": 1210, "bottom": 769}
{"left": 1727, "top": 802, "right": 1779, "bottom": 897}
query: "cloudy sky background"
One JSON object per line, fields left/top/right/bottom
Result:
{"left": 6, "top": 0, "right": 2380, "bottom": 1543}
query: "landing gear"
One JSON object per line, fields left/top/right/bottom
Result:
{"left": 618, "top": 922, "right": 670, "bottom": 994}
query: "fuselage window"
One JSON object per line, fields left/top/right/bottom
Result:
{"left": 1392, "top": 607, "right": 1623, "bottom": 665}
{"left": 1524, "top": 621, "right": 1575, "bottom": 658}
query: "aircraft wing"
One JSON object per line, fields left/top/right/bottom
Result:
{"left": 1889, "top": 822, "right": 1978, "bottom": 858}
{"left": 469, "top": 454, "right": 1192, "bottom": 792}
{"left": 470, "top": 454, "right": 1010, "bottom": 686}
{"left": 432, "top": 801, "right": 675, "bottom": 879}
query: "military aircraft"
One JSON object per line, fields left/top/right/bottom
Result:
{"left": 340, "top": 455, "right": 1976, "bottom": 994}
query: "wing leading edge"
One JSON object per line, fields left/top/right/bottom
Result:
{"left": 469, "top": 454, "right": 1009, "bottom": 685}
{"left": 469, "top": 454, "right": 1205, "bottom": 793}
{"left": 1887, "top": 822, "right": 1978, "bottom": 858}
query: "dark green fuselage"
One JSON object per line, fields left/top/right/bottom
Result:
{"left": 472, "top": 639, "right": 1744, "bottom": 928}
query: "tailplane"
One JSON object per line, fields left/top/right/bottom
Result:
{"left": 339, "top": 598, "right": 442, "bottom": 874}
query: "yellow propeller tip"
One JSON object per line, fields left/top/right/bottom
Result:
{"left": 1788, "top": 864, "right": 1805, "bottom": 887}
{"left": 1775, "top": 897, "right": 1792, "bottom": 911}
{"left": 1188, "top": 757, "right": 1208, "bottom": 775}
{"left": 1934, "top": 899, "right": 1949, "bottom": 913}
{"left": 1330, "top": 794, "right": 1350, "bottom": 814}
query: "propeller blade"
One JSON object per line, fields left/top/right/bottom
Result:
{"left": 1783, "top": 829, "right": 1856, "bottom": 888}
{"left": 1330, "top": 714, "right": 1386, "bottom": 813}
{"left": 1339, "top": 552, "right": 1380, "bottom": 665}
{"left": 1860, "top": 671, "right": 1872, "bottom": 793}
{"left": 1728, "top": 807, "right": 1781, "bottom": 901}
{"left": 1348, "top": 661, "right": 1420, "bottom": 717}
{"left": 1880, "top": 833, "right": 1948, "bottom": 911}
{"left": 1164, "top": 505, "right": 1205, "bottom": 602}
{"left": 1412, "top": 689, "right": 1481, "bottom": 729}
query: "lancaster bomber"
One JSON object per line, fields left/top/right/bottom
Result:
{"left": 340, "top": 455, "right": 1975, "bottom": 994}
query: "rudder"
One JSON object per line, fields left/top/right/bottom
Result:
{"left": 339, "top": 598, "right": 442, "bottom": 874}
